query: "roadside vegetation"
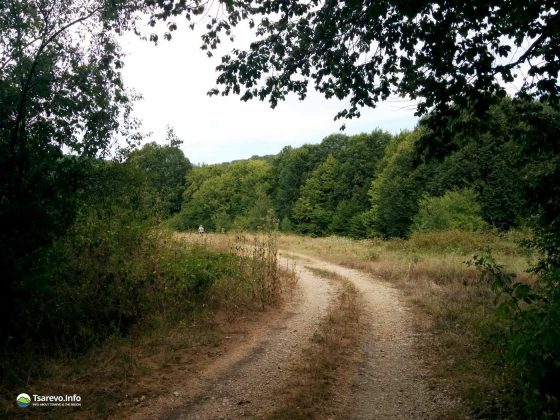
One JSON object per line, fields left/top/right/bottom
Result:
{"left": 1, "top": 228, "right": 292, "bottom": 418}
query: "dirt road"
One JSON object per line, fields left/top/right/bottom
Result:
{"left": 281, "top": 251, "right": 451, "bottom": 419}
{"left": 123, "top": 251, "right": 450, "bottom": 419}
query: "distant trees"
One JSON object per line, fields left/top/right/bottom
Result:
{"left": 126, "top": 142, "right": 192, "bottom": 217}
{"left": 173, "top": 99, "right": 558, "bottom": 244}
{"left": 412, "top": 189, "right": 487, "bottom": 233}
{"left": 271, "top": 145, "right": 316, "bottom": 224}
{"left": 171, "top": 160, "right": 274, "bottom": 231}
{"left": 367, "top": 131, "right": 424, "bottom": 238}
{"left": 292, "top": 154, "right": 338, "bottom": 235}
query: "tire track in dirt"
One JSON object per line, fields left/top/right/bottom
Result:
{"left": 280, "top": 251, "right": 451, "bottom": 419}
{"left": 126, "top": 255, "right": 336, "bottom": 419}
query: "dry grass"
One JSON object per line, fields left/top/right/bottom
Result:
{"left": 267, "top": 268, "right": 363, "bottom": 419}
{"left": 277, "top": 229, "right": 536, "bottom": 416}
{"left": 2, "top": 231, "right": 295, "bottom": 419}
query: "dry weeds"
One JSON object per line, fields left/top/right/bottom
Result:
{"left": 3, "top": 231, "right": 295, "bottom": 419}
{"left": 266, "top": 268, "right": 363, "bottom": 419}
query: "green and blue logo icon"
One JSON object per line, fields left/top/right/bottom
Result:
{"left": 16, "top": 393, "right": 31, "bottom": 408}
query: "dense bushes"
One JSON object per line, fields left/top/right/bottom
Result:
{"left": 412, "top": 189, "right": 487, "bottom": 233}
{"left": 2, "top": 170, "right": 284, "bottom": 394}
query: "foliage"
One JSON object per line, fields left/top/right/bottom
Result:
{"left": 470, "top": 254, "right": 560, "bottom": 417}
{"left": 0, "top": 0, "right": 144, "bottom": 343}
{"left": 270, "top": 145, "right": 317, "bottom": 222}
{"left": 292, "top": 154, "right": 338, "bottom": 235}
{"left": 171, "top": 160, "right": 274, "bottom": 231}
{"left": 153, "top": 0, "right": 560, "bottom": 121}
{"left": 367, "top": 131, "right": 424, "bottom": 238}
{"left": 269, "top": 130, "right": 389, "bottom": 236}
{"left": 418, "top": 99, "right": 537, "bottom": 230}
{"left": 5, "top": 161, "right": 155, "bottom": 352}
{"left": 413, "top": 189, "right": 487, "bottom": 233}
{"left": 126, "top": 141, "right": 192, "bottom": 217}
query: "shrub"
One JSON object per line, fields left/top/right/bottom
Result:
{"left": 413, "top": 188, "right": 487, "bottom": 232}
{"left": 471, "top": 254, "right": 560, "bottom": 417}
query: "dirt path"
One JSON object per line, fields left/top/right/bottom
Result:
{"left": 280, "top": 251, "right": 451, "bottom": 419}
{"left": 124, "top": 256, "right": 336, "bottom": 419}
{"left": 122, "top": 251, "right": 450, "bottom": 419}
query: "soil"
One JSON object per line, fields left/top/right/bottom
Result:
{"left": 120, "top": 256, "right": 336, "bottom": 419}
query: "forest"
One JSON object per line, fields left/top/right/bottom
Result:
{"left": 170, "top": 98, "right": 555, "bottom": 240}
{"left": 1, "top": 0, "right": 559, "bottom": 418}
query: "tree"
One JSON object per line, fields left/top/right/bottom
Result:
{"left": 367, "top": 131, "right": 424, "bottom": 238}
{"left": 332, "top": 131, "right": 391, "bottom": 206}
{"left": 126, "top": 142, "right": 192, "bottom": 216}
{"left": 0, "top": 0, "right": 144, "bottom": 342}
{"left": 173, "top": 160, "right": 273, "bottom": 231}
{"left": 165, "top": 125, "right": 183, "bottom": 148}
{"left": 418, "top": 99, "right": 529, "bottom": 230}
{"left": 150, "top": 0, "right": 560, "bottom": 121}
{"left": 292, "top": 154, "right": 338, "bottom": 235}
{"left": 270, "top": 145, "right": 315, "bottom": 222}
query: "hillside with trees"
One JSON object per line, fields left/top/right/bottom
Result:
{"left": 171, "top": 98, "right": 555, "bottom": 243}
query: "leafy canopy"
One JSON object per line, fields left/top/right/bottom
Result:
{"left": 150, "top": 0, "right": 560, "bottom": 120}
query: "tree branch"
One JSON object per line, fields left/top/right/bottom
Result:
{"left": 497, "top": 12, "right": 560, "bottom": 72}
{"left": 9, "top": 4, "right": 103, "bottom": 151}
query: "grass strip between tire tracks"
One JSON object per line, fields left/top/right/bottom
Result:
{"left": 267, "top": 267, "right": 364, "bottom": 419}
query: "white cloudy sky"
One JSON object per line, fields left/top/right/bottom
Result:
{"left": 120, "top": 24, "right": 418, "bottom": 164}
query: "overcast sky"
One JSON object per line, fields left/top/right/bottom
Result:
{"left": 120, "top": 25, "right": 418, "bottom": 165}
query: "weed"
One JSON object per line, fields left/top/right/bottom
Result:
{"left": 1, "top": 229, "right": 293, "bottom": 418}
{"left": 267, "top": 269, "right": 362, "bottom": 419}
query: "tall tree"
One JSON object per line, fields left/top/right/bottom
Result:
{"left": 175, "top": 160, "right": 273, "bottom": 231}
{"left": 0, "top": 0, "right": 143, "bottom": 341}
{"left": 292, "top": 154, "right": 338, "bottom": 235}
{"left": 126, "top": 142, "right": 192, "bottom": 216}
{"left": 270, "top": 145, "right": 318, "bottom": 223}
{"left": 367, "top": 131, "right": 424, "bottom": 238}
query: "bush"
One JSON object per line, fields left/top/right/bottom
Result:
{"left": 413, "top": 188, "right": 487, "bottom": 232}
{"left": 471, "top": 254, "right": 560, "bottom": 417}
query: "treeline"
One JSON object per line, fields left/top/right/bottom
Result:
{"left": 171, "top": 98, "right": 550, "bottom": 240}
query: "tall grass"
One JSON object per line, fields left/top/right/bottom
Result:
{"left": 1, "top": 228, "right": 293, "bottom": 418}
